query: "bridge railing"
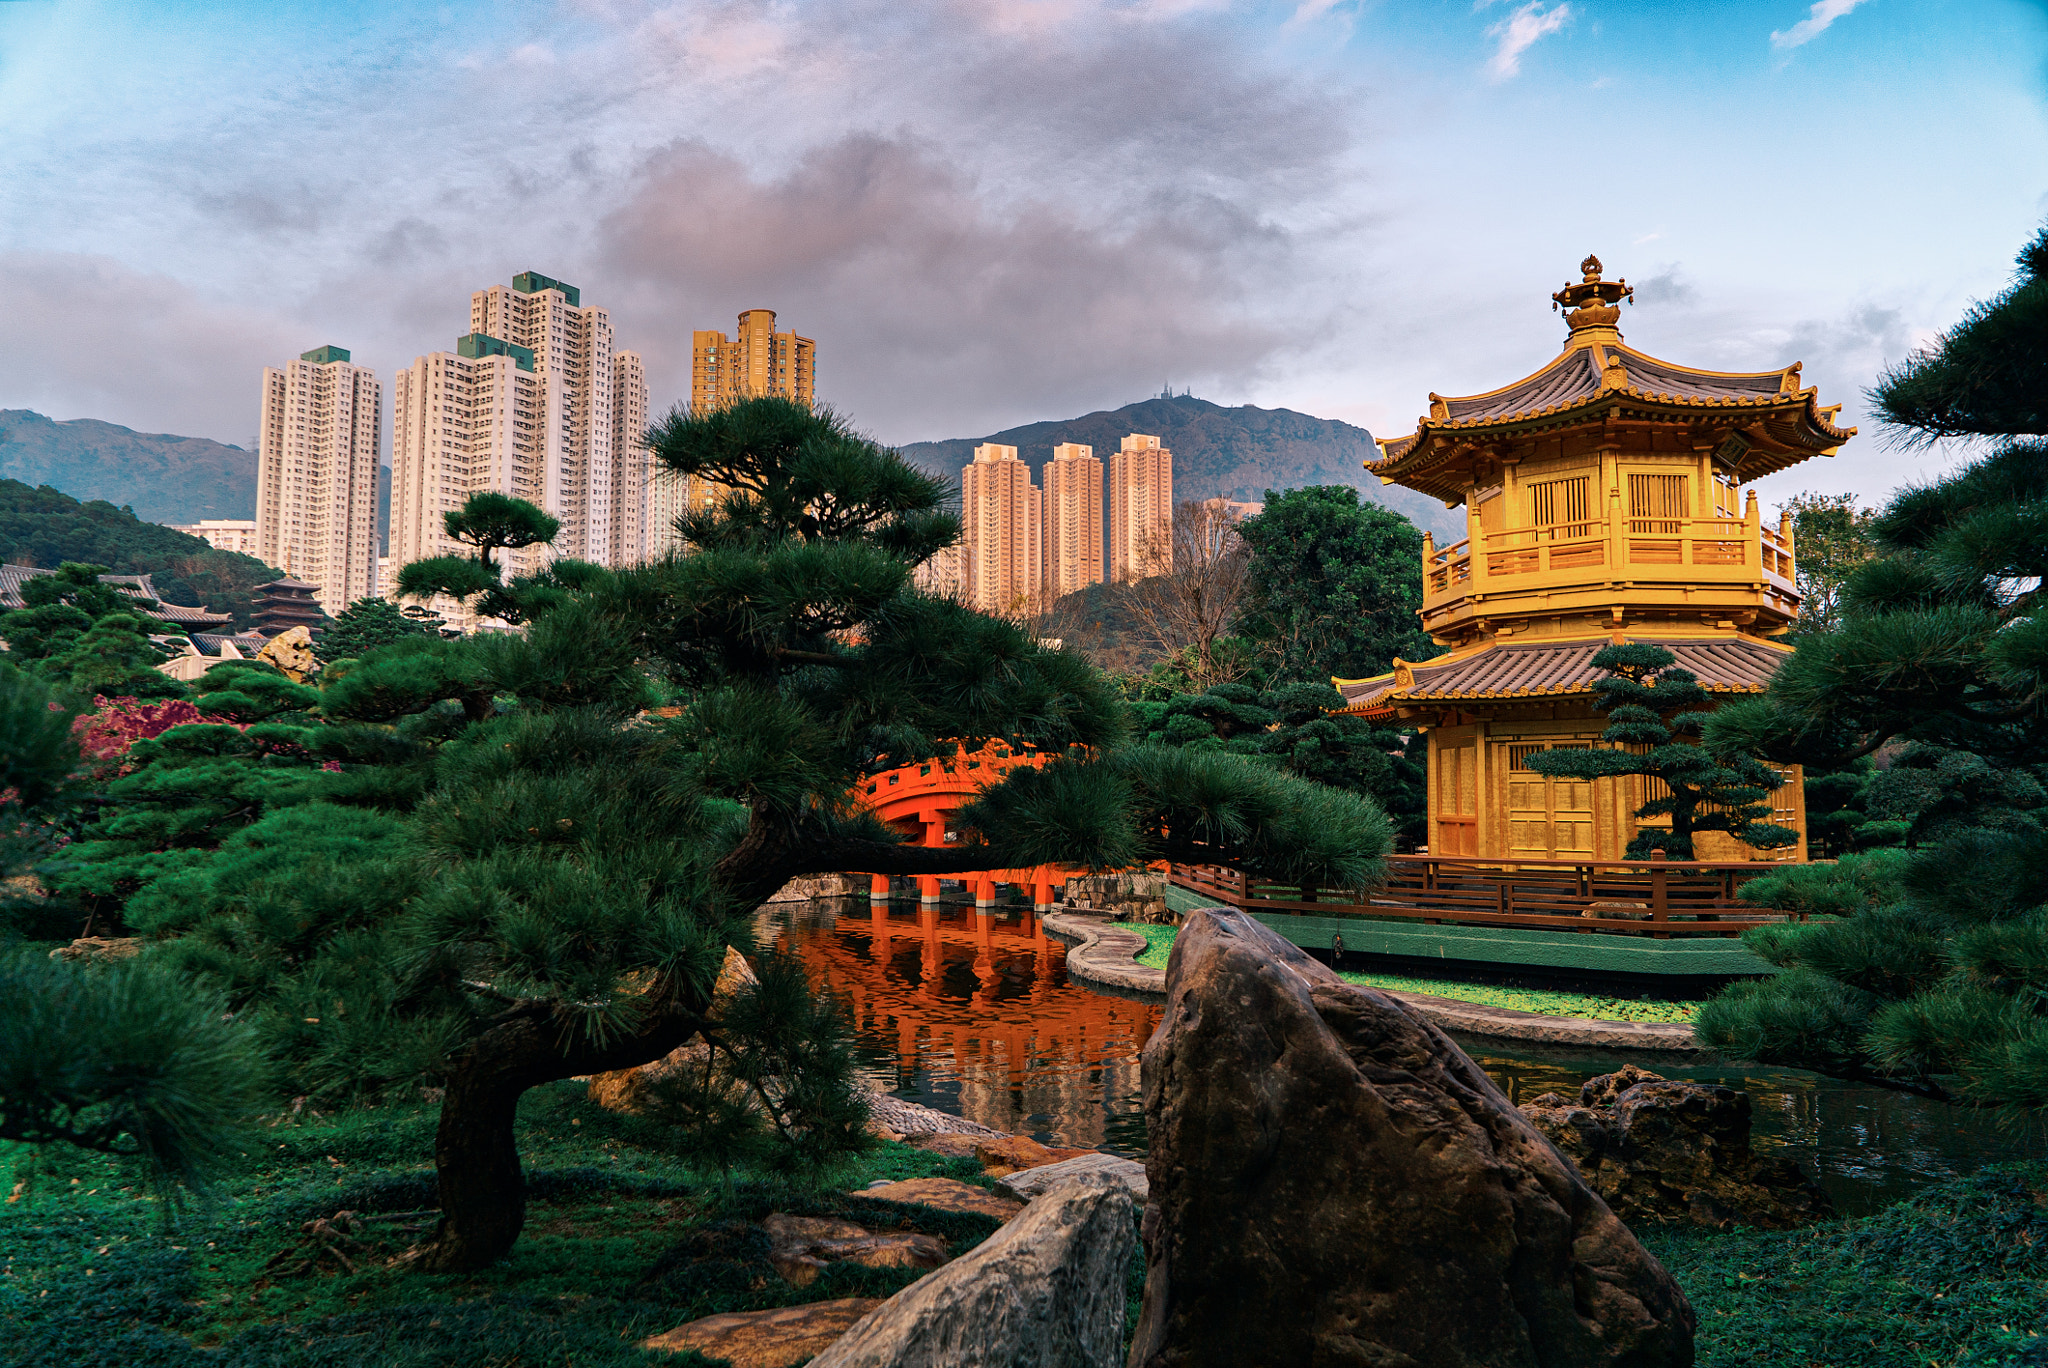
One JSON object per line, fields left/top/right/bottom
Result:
{"left": 1170, "top": 852, "right": 1803, "bottom": 939}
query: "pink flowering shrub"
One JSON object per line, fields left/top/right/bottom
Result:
{"left": 70, "top": 696, "right": 232, "bottom": 777}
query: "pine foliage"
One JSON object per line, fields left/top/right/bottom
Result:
{"left": 1699, "top": 223, "right": 2048, "bottom": 1108}
{"left": 1525, "top": 643, "right": 1796, "bottom": 860}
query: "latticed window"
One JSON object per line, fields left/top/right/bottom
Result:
{"left": 1529, "top": 476, "right": 1590, "bottom": 537}
{"left": 1628, "top": 474, "right": 1689, "bottom": 533}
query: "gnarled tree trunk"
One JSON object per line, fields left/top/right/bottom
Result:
{"left": 412, "top": 990, "right": 707, "bottom": 1273}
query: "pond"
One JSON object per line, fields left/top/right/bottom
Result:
{"left": 761, "top": 897, "right": 2040, "bottom": 1216}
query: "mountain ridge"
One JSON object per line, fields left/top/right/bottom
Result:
{"left": 894, "top": 394, "right": 1457, "bottom": 537}
{"left": 0, "top": 410, "right": 258, "bottom": 525}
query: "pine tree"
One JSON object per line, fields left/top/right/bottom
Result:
{"left": 1699, "top": 224, "right": 2048, "bottom": 1107}
{"left": 313, "top": 596, "right": 442, "bottom": 663}
{"left": 41, "top": 396, "right": 1394, "bottom": 1272}
{"left": 0, "top": 563, "right": 185, "bottom": 701}
{"left": 1524, "top": 643, "right": 1797, "bottom": 861}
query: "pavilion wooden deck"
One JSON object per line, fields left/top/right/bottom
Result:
{"left": 1169, "top": 852, "right": 1801, "bottom": 939}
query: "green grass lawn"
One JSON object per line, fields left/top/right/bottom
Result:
{"left": 0, "top": 1082, "right": 1008, "bottom": 1367}
{"left": 1128, "top": 923, "right": 1700, "bottom": 1024}
{"left": 5, "top": 1085, "right": 2040, "bottom": 1367}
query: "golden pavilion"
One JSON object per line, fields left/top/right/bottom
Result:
{"left": 1337, "top": 256, "right": 1855, "bottom": 864}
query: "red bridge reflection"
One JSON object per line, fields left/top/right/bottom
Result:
{"left": 761, "top": 897, "right": 1161, "bottom": 1153}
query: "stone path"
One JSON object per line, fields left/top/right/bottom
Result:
{"left": 1042, "top": 910, "right": 1705, "bottom": 1052}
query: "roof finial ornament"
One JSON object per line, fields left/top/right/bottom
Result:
{"left": 1551, "top": 254, "right": 1634, "bottom": 336}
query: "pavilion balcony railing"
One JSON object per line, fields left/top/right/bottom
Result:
{"left": 1169, "top": 852, "right": 1805, "bottom": 939}
{"left": 1421, "top": 509, "right": 1798, "bottom": 612}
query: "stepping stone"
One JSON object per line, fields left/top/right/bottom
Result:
{"left": 995, "top": 1153, "right": 1148, "bottom": 1203}
{"left": 971, "top": 1135, "right": 1096, "bottom": 1176}
{"left": 642, "top": 1299, "right": 882, "bottom": 1367}
{"left": 851, "top": 1177, "right": 1025, "bottom": 1222}
{"left": 762, "top": 1213, "right": 947, "bottom": 1287}
{"left": 901, "top": 1132, "right": 986, "bottom": 1159}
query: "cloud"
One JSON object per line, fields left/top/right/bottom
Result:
{"left": 1486, "top": 2, "right": 1572, "bottom": 81}
{"left": 0, "top": 252, "right": 306, "bottom": 441}
{"left": 1633, "top": 265, "right": 1696, "bottom": 307}
{"left": 597, "top": 132, "right": 1316, "bottom": 440}
{"left": 1770, "top": 0, "right": 1870, "bottom": 50}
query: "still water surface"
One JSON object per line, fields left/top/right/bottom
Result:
{"left": 763, "top": 897, "right": 2039, "bottom": 1216}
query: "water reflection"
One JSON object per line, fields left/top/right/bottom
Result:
{"left": 1454, "top": 1038, "right": 2040, "bottom": 1216}
{"left": 766, "top": 898, "right": 2039, "bottom": 1212}
{"left": 758, "top": 896, "right": 1158, "bottom": 1156}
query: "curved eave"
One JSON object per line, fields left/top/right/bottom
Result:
{"left": 1369, "top": 388, "right": 1854, "bottom": 503}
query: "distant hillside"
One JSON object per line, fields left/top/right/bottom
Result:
{"left": 0, "top": 479, "right": 281, "bottom": 631}
{"left": 0, "top": 409, "right": 257, "bottom": 525}
{"left": 896, "top": 395, "right": 1458, "bottom": 538}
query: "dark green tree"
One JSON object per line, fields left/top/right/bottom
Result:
{"left": 1525, "top": 643, "right": 1796, "bottom": 860}
{"left": 393, "top": 491, "right": 573, "bottom": 626}
{"left": 1699, "top": 224, "right": 2048, "bottom": 1107}
{"left": 1781, "top": 491, "right": 1881, "bottom": 636}
{"left": 1127, "top": 677, "right": 1427, "bottom": 849}
{"left": 0, "top": 563, "right": 185, "bottom": 701}
{"left": 0, "top": 661, "right": 82, "bottom": 938}
{"left": 314, "top": 596, "right": 443, "bottom": 663}
{"left": 0, "top": 947, "right": 261, "bottom": 1193}
{"left": 1234, "top": 486, "right": 1431, "bottom": 684}
{"left": 48, "top": 397, "right": 1391, "bottom": 1275}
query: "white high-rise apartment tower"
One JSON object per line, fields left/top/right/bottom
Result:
{"left": 255, "top": 345, "right": 382, "bottom": 615}
{"left": 959, "top": 443, "right": 1042, "bottom": 616}
{"left": 1108, "top": 433, "right": 1173, "bottom": 581}
{"left": 1041, "top": 442, "right": 1103, "bottom": 598}
{"left": 469, "top": 273, "right": 619, "bottom": 564}
{"left": 611, "top": 350, "right": 673, "bottom": 563}
{"left": 390, "top": 334, "right": 562, "bottom": 629}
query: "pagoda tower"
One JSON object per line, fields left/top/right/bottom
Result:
{"left": 1338, "top": 257, "right": 1855, "bottom": 864}
{"left": 252, "top": 576, "right": 329, "bottom": 638}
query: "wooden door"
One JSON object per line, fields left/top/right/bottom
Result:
{"left": 1436, "top": 740, "right": 1478, "bottom": 856}
{"left": 1506, "top": 743, "right": 1595, "bottom": 859}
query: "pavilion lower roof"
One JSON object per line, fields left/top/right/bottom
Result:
{"left": 1334, "top": 634, "right": 1792, "bottom": 714}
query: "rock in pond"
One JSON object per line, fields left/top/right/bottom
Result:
{"left": 810, "top": 1173, "right": 1136, "bottom": 1368}
{"left": 1129, "top": 908, "right": 1696, "bottom": 1368}
{"left": 762, "top": 1213, "right": 948, "bottom": 1287}
{"left": 1521, "top": 1066, "right": 1834, "bottom": 1230}
{"left": 996, "top": 1152, "right": 1148, "bottom": 1204}
{"left": 643, "top": 1298, "right": 881, "bottom": 1367}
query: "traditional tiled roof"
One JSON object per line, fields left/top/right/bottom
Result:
{"left": 1370, "top": 338, "right": 1855, "bottom": 502}
{"left": 188, "top": 631, "right": 270, "bottom": 657}
{"left": 0, "top": 563, "right": 234, "bottom": 627}
{"left": 1334, "top": 634, "right": 1791, "bottom": 713}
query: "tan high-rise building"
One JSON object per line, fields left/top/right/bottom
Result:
{"left": 1109, "top": 433, "right": 1174, "bottom": 581}
{"left": 470, "top": 272, "right": 618, "bottom": 564}
{"left": 688, "top": 308, "right": 817, "bottom": 524}
{"left": 691, "top": 308, "right": 815, "bottom": 410}
{"left": 960, "top": 443, "right": 1042, "bottom": 616}
{"left": 255, "top": 346, "right": 381, "bottom": 616}
{"left": 390, "top": 334, "right": 562, "bottom": 629}
{"left": 1041, "top": 443, "right": 1103, "bottom": 599}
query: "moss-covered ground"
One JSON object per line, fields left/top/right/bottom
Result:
{"left": 1129, "top": 923, "right": 1700, "bottom": 1023}
{"left": 4, "top": 1085, "right": 2040, "bottom": 1366}
{"left": 0, "top": 1082, "right": 1012, "bottom": 1367}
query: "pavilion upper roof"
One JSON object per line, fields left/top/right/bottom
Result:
{"left": 1369, "top": 257, "right": 1856, "bottom": 502}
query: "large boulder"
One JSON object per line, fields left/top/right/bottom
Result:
{"left": 1521, "top": 1068, "right": 1834, "bottom": 1230}
{"left": 810, "top": 1173, "right": 1135, "bottom": 1368}
{"left": 1130, "top": 909, "right": 1695, "bottom": 1368}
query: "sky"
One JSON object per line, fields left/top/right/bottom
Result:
{"left": 2, "top": 0, "right": 2045, "bottom": 514}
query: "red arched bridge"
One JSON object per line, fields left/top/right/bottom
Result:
{"left": 853, "top": 742, "right": 1082, "bottom": 910}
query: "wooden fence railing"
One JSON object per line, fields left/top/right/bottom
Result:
{"left": 1169, "top": 852, "right": 1802, "bottom": 939}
